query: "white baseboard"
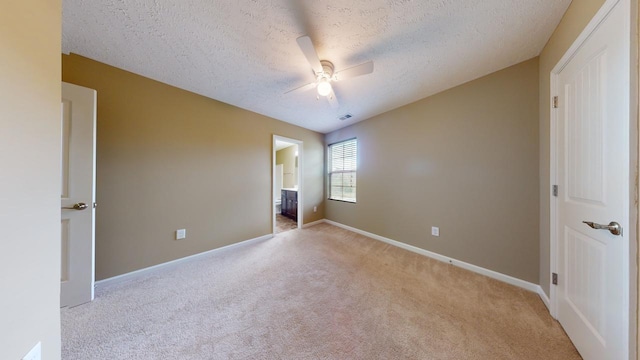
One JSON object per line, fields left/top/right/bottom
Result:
{"left": 323, "top": 219, "right": 541, "bottom": 294}
{"left": 98, "top": 221, "right": 550, "bottom": 309}
{"left": 96, "top": 233, "right": 274, "bottom": 289}
{"left": 537, "top": 286, "right": 551, "bottom": 311}
{"left": 302, "top": 219, "right": 325, "bottom": 228}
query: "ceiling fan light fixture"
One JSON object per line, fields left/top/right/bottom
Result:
{"left": 317, "top": 78, "right": 332, "bottom": 97}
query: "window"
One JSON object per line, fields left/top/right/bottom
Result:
{"left": 328, "top": 138, "right": 357, "bottom": 202}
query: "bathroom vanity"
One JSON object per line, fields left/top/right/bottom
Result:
{"left": 281, "top": 189, "right": 298, "bottom": 221}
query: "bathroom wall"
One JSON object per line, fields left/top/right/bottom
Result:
{"left": 276, "top": 145, "right": 298, "bottom": 189}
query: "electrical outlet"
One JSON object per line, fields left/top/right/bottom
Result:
{"left": 176, "top": 229, "right": 186, "bottom": 240}
{"left": 431, "top": 226, "right": 440, "bottom": 237}
{"left": 22, "top": 342, "right": 41, "bottom": 360}
{"left": 313, "top": 206, "right": 317, "bottom": 213}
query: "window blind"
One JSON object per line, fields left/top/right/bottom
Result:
{"left": 329, "top": 138, "right": 357, "bottom": 202}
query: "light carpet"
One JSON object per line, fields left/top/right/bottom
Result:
{"left": 62, "top": 223, "right": 580, "bottom": 359}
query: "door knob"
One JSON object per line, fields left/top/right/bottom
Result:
{"left": 582, "top": 221, "right": 622, "bottom": 236}
{"left": 62, "top": 202, "right": 89, "bottom": 210}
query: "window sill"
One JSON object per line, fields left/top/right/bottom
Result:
{"left": 328, "top": 198, "right": 356, "bottom": 204}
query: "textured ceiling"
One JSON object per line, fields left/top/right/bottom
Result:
{"left": 275, "top": 140, "right": 296, "bottom": 151}
{"left": 62, "top": 0, "right": 571, "bottom": 134}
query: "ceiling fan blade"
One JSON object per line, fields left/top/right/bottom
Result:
{"left": 326, "top": 89, "right": 339, "bottom": 109}
{"left": 284, "top": 82, "right": 317, "bottom": 95}
{"left": 334, "top": 61, "right": 374, "bottom": 81}
{"left": 296, "top": 36, "right": 323, "bottom": 74}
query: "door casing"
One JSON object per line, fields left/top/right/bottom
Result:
{"left": 272, "top": 135, "right": 303, "bottom": 233}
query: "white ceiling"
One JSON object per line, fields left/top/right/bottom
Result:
{"left": 62, "top": 0, "right": 571, "bottom": 134}
{"left": 275, "top": 140, "right": 296, "bottom": 152}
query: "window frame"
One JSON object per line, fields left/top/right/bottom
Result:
{"left": 327, "top": 137, "right": 358, "bottom": 203}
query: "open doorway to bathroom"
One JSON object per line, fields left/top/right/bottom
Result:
{"left": 273, "top": 135, "right": 303, "bottom": 234}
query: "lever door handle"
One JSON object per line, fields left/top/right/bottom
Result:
{"left": 582, "top": 221, "right": 622, "bottom": 236}
{"left": 62, "top": 202, "right": 89, "bottom": 211}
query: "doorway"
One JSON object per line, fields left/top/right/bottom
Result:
{"left": 273, "top": 135, "right": 303, "bottom": 234}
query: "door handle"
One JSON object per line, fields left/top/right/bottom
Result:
{"left": 582, "top": 221, "right": 622, "bottom": 236}
{"left": 62, "top": 202, "right": 89, "bottom": 210}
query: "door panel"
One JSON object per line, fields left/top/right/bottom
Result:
{"left": 60, "top": 82, "right": 97, "bottom": 308}
{"left": 61, "top": 219, "right": 71, "bottom": 282}
{"left": 61, "top": 99, "right": 71, "bottom": 198}
{"left": 564, "top": 227, "right": 606, "bottom": 342}
{"left": 565, "top": 51, "right": 605, "bottom": 205}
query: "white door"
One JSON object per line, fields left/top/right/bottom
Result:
{"left": 61, "top": 82, "right": 97, "bottom": 308}
{"left": 554, "top": 0, "right": 630, "bottom": 359}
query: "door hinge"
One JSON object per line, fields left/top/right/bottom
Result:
{"left": 552, "top": 185, "right": 558, "bottom": 197}
{"left": 553, "top": 96, "right": 559, "bottom": 108}
{"left": 552, "top": 273, "right": 558, "bottom": 285}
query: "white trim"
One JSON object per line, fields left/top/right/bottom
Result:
{"left": 302, "top": 219, "right": 326, "bottom": 228}
{"left": 628, "top": 1, "right": 639, "bottom": 358}
{"left": 95, "top": 234, "right": 273, "bottom": 289}
{"left": 273, "top": 135, "right": 304, "bottom": 234}
{"left": 323, "top": 220, "right": 541, "bottom": 293}
{"left": 90, "top": 88, "right": 97, "bottom": 302}
{"left": 537, "top": 286, "right": 551, "bottom": 311}
{"left": 549, "top": 71, "right": 559, "bottom": 318}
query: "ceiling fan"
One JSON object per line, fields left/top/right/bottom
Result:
{"left": 285, "top": 35, "right": 374, "bottom": 109}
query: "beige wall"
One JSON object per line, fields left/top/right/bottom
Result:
{"left": 325, "top": 58, "right": 540, "bottom": 283}
{"left": 538, "top": 0, "right": 606, "bottom": 297}
{"left": 62, "top": 54, "right": 325, "bottom": 280}
{"left": 276, "top": 145, "right": 298, "bottom": 189}
{"left": 0, "top": 1, "right": 62, "bottom": 359}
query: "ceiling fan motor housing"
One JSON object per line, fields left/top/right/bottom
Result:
{"left": 319, "top": 60, "right": 335, "bottom": 79}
